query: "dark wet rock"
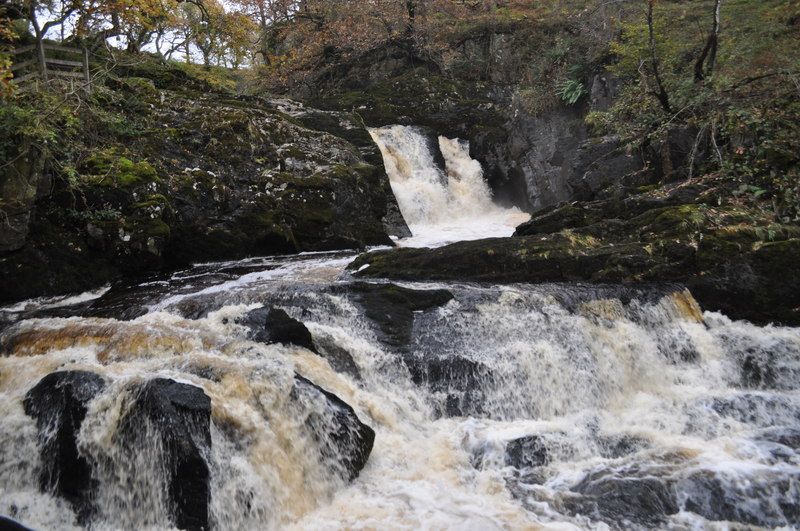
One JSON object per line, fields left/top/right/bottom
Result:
{"left": 513, "top": 184, "right": 705, "bottom": 238}
{"left": 350, "top": 234, "right": 688, "bottom": 286}
{"left": 741, "top": 353, "right": 777, "bottom": 389}
{"left": 313, "top": 334, "right": 362, "bottom": 380}
{"left": 293, "top": 375, "right": 375, "bottom": 481}
{"left": 596, "top": 435, "right": 649, "bottom": 459}
{"left": 726, "top": 336, "right": 800, "bottom": 391}
{"left": 351, "top": 199, "right": 800, "bottom": 326}
{"left": 119, "top": 378, "right": 211, "bottom": 531}
{"left": 405, "top": 355, "right": 491, "bottom": 417}
{"left": 678, "top": 469, "right": 800, "bottom": 527}
{"left": 566, "top": 470, "right": 679, "bottom": 527}
{"left": 708, "top": 393, "right": 800, "bottom": 427}
{"left": 239, "top": 307, "right": 317, "bottom": 352}
{"left": 757, "top": 427, "right": 800, "bottom": 450}
{"left": 23, "top": 371, "right": 107, "bottom": 523}
{"left": 235, "top": 306, "right": 270, "bottom": 336}
{"left": 241, "top": 305, "right": 365, "bottom": 377}
{"left": 175, "top": 300, "right": 209, "bottom": 321}
{"left": 505, "top": 435, "right": 549, "bottom": 469}
{"left": 265, "top": 308, "right": 317, "bottom": 353}
{"left": 340, "top": 283, "right": 453, "bottom": 349}
{"left": 0, "top": 516, "right": 34, "bottom": 531}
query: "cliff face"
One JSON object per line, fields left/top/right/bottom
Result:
{"left": 0, "top": 59, "right": 408, "bottom": 302}
{"left": 282, "top": 18, "right": 800, "bottom": 325}
{"left": 289, "top": 37, "right": 648, "bottom": 214}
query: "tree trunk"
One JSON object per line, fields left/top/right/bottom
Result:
{"left": 28, "top": 7, "right": 48, "bottom": 81}
{"left": 706, "top": 0, "right": 722, "bottom": 76}
{"left": 405, "top": 0, "right": 417, "bottom": 37}
{"left": 646, "top": 0, "right": 671, "bottom": 113}
{"left": 694, "top": 0, "right": 722, "bottom": 82}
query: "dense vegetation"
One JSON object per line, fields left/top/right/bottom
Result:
{"left": 1, "top": 0, "right": 799, "bottom": 321}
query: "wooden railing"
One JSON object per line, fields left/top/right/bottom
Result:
{"left": 10, "top": 43, "right": 91, "bottom": 93}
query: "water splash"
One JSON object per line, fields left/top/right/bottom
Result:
{"left": 1, "top": 252, "right": 798, "bottom": 529}
{"left": 369, "top": 125, "right": 529, "bottom": 247}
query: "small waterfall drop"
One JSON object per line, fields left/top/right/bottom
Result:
{"left": 1, "top": 253, "right": 799, "bottom": 529}
{"left": 369, "top": 125, "right": 529, "bottom": 247}
{"left": 1, "top": 114, "right": 799, "bottom": 529}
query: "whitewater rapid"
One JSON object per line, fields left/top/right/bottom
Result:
{"left": 369, "top": 125, "right": 529, "bottom": 247}
{"left": 1, "top": 252, "right": 799, "bottom": 529}
{"left": 0, "top": 124, "right": 798, "bottom": 530}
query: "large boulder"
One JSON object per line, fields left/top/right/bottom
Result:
{"left": 312, "top": 333, "right": 363, "bottom": 380}
{"left": 566, "top": 469, "right": 679, "bottom": 527}
{"left": 23, "top": 371, "right": 107, "bottom": 523}
{"left": 405, "top": 356, "right": 492, "bottom": 417}
{"left": 293, "top": 375, "right": 375, "bottom": 481}
{"left": 677, "top": 469, "right": 799, "bottom": 527}
{"left": 339, "top": 283, "right": 453, "bottom": 349}
{"left": 264, "top": 308, "right": 316, "bottom": 352}
{"left": 240, "top": 306, "right": 363, "bottom": 378}
{"left": 117, "top": 378, "right": 212, "bottom": 531}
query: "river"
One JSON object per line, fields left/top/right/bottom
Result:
{"left": 0, "top": 126, "right": 797, "bottom": 530}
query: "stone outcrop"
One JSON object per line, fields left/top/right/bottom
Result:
{"left": 23, "top": 371, "right": 108, "bottom": 523}
{"left": 117, "top": 378, "right": 212, "bottom": 531}
{"left": 336, "top": 282, "right": 453, "bottom": 349}
{"left": 0, "top": 60, "right": 408, "bottom": 303}
{"left": 350, "top": 179, "right": 800, "bottom": 326}
{"left": 293, "top": 374, "right": 375, "bottom": 481}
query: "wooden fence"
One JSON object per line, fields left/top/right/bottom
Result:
{"left": 10, "top": 43, "right": 91, "bottom": 93}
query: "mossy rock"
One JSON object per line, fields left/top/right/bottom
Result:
{"left": 629, "top": 204, "right": 709, "bottom": 235}
{"left": 312, "top": 68, "right": 504, "bottom": 138}
{"left": 134, "top": 219, "right": 171, "bottom": 239}
{"left": 132, "top": 193, "right": 171, "bottom": 211}
{"left": 81, "top": 149, "right": 160, "bottom": 188}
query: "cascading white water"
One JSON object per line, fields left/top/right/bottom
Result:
{"left": 0, "top": 123, "right": 796, "bottom": 530}
{"left": 1, "top": 252, "right": 799, "bottom": 530}
{"left": 369, "top": 125, "right": 530, "bottom": 247}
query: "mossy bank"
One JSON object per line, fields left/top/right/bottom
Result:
{"left": 0, "top": 55, "right": 407, "bottom": 302}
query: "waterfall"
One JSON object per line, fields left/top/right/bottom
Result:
{"left": 369, "top": 125, "right": 529, "bottom": 247}
{"left": 1, "top": 251, "right": 799, "bottom": 529}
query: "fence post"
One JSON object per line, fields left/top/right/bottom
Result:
{"left": 82, "top": 47, "right": 91, "bottom": 92}
{"left": 36, "top": 40, "right": 48, "bottom": 81}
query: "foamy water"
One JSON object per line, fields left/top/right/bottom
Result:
{"left": 0, "top": 124, "right": 798, "bottom": 530}
{"left": 1, "top": 259, "right": 798, "bottom": 529}
{"left": 369, "top": 125, "right": 529, "bottom": 248}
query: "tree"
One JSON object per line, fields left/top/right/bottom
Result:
{"left": 217, "top": 10, "right": 257, "bottom": 68}
{"left": 229, "top": 0, "right": 298, "bottom": 64}
{"left": 0, "top": 6, "right": 17, "bottom": 98}
{"left": 645, "top": 0, "right": 671, "bottom": 113}
{"left": 694, "top": 0, "right": 722, "bottom": 83}
{"left": 23, "top": 0, "right": 83, "bottom": 79}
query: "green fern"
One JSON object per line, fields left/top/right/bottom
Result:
{"left": 557, "top": 79, "right": 587, "bottom": 105}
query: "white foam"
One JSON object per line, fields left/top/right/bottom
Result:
{"left": 369, "top": 125, "right": 529, "bottom": 248}
{"left": 0, "top": 285, "right": 111, "bottom": 314}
